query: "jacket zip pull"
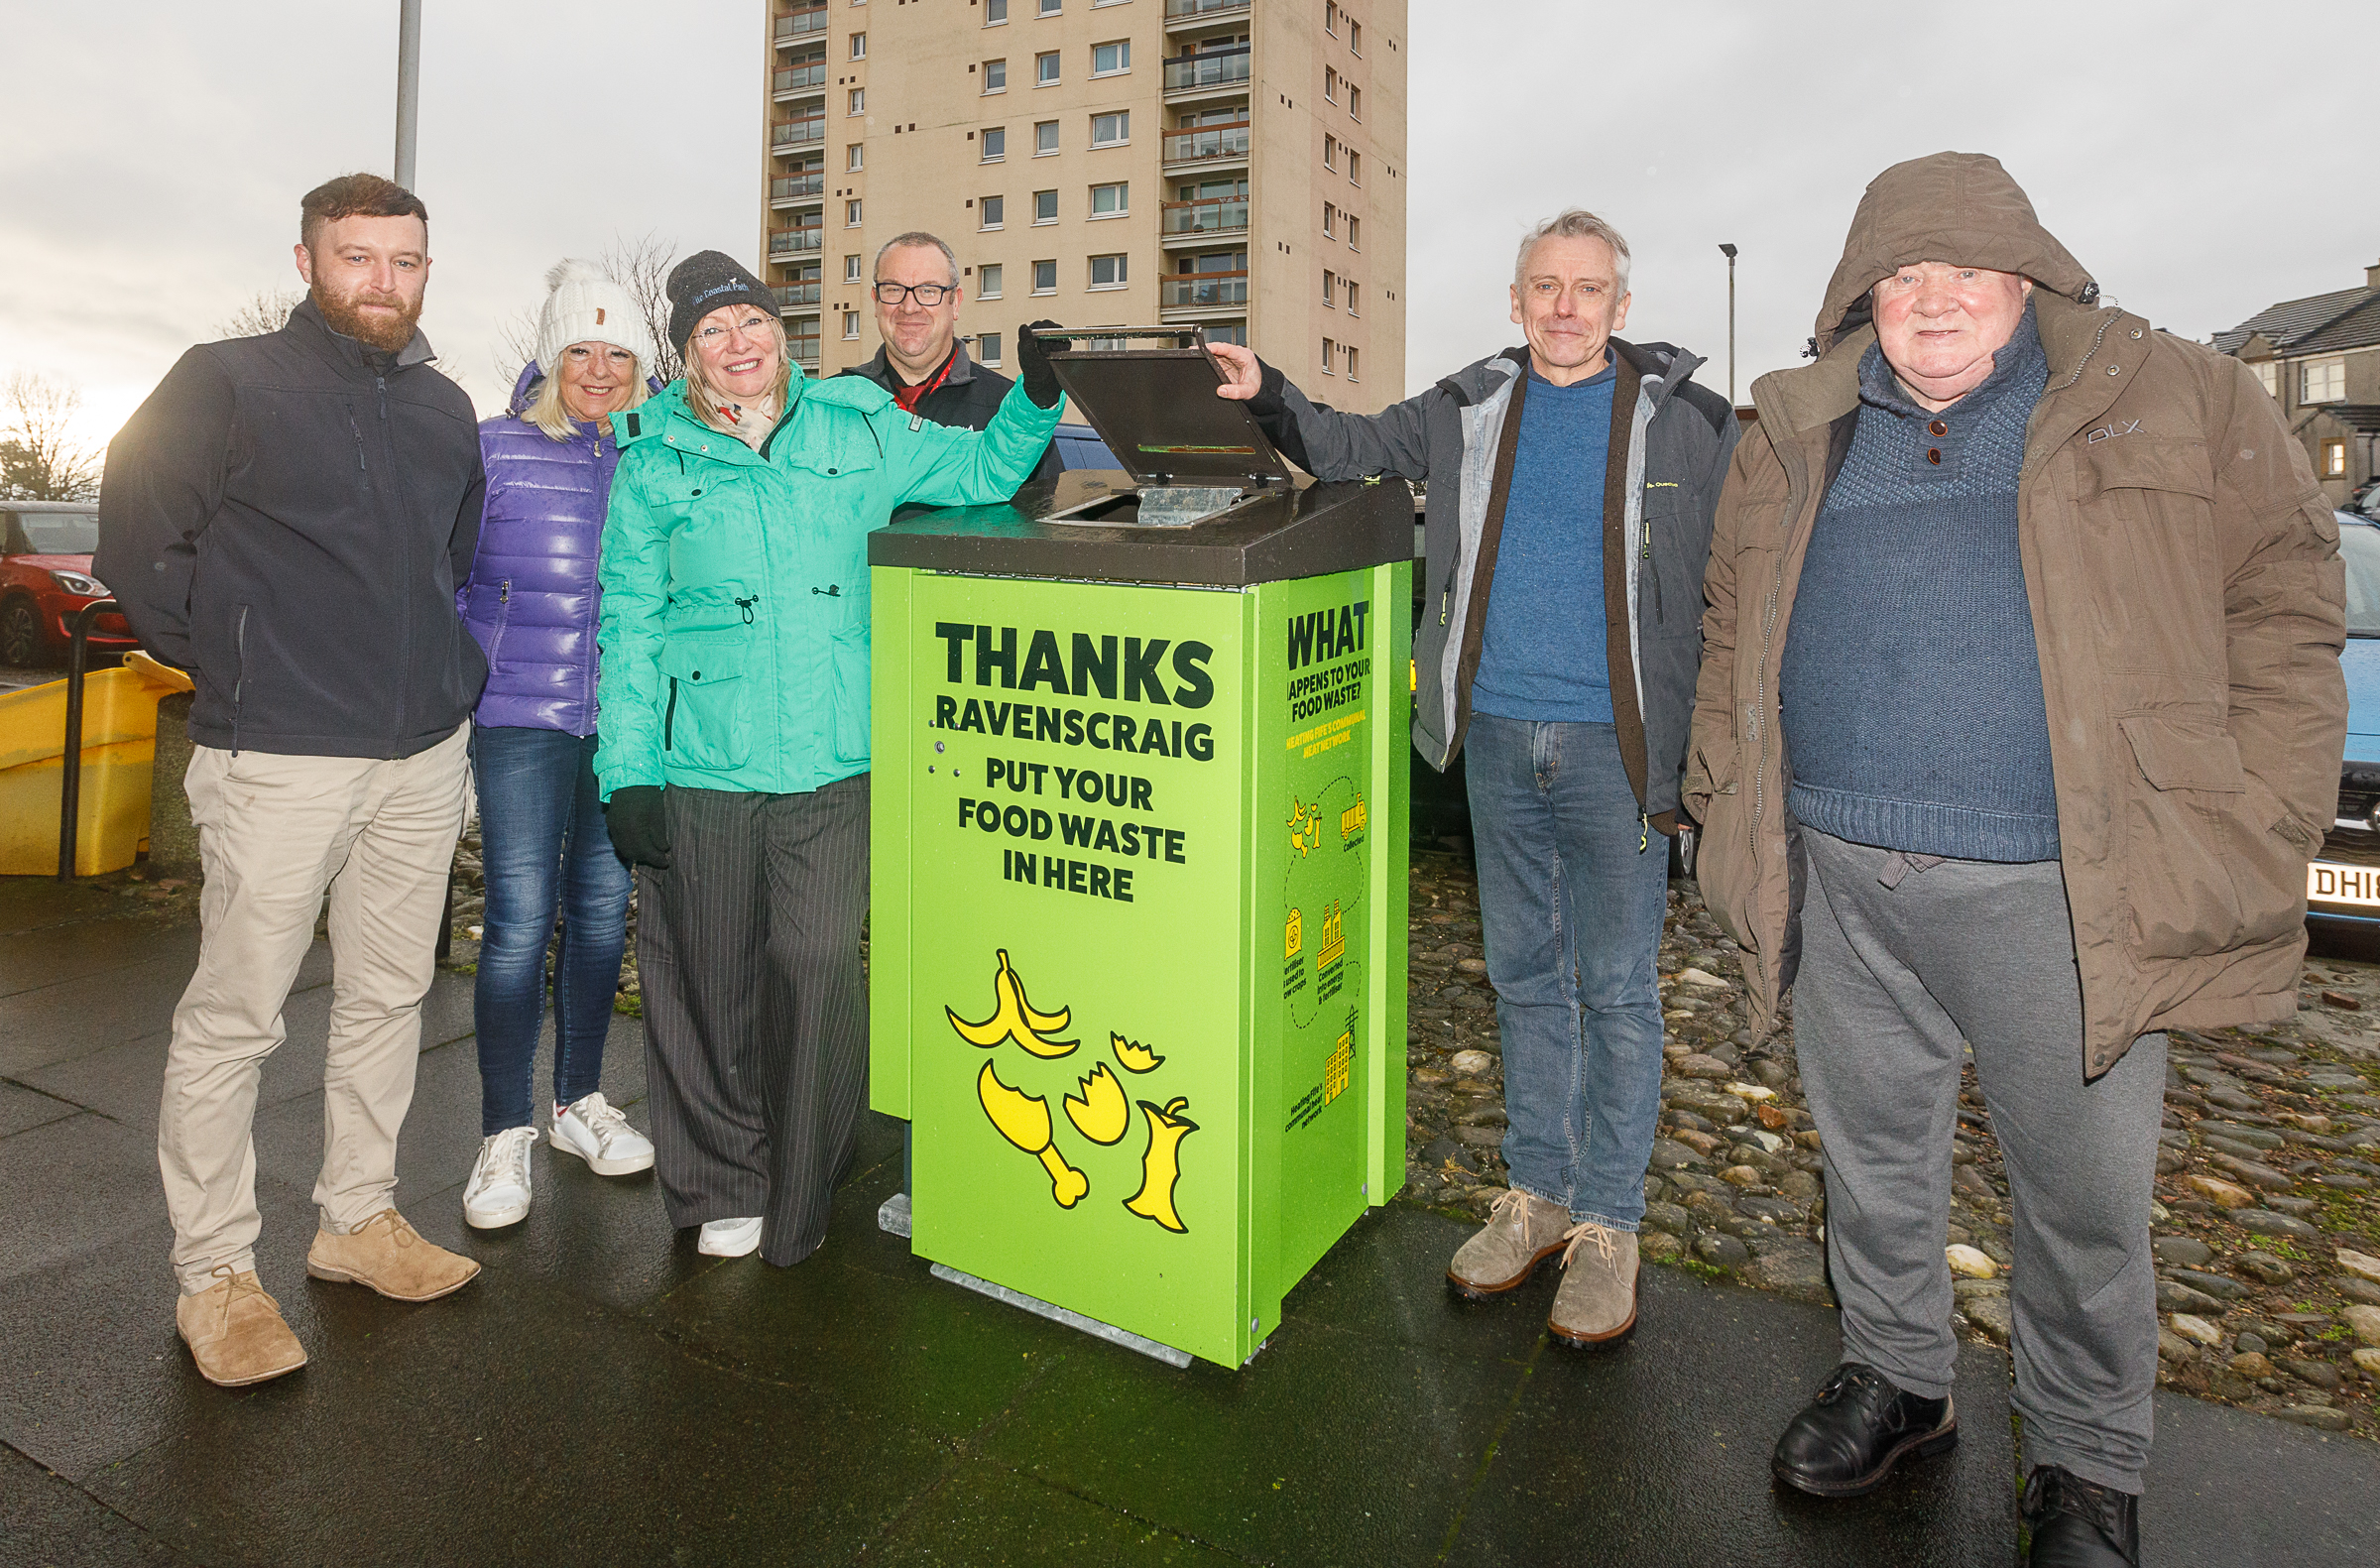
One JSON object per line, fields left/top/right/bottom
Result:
{"left": 663, "top": 677, "right": 678, "bottom": 751}
{"left": 735, "top": 595, "right": 757, "bottom": 625}
{"left": 1639, "top": 813, "right": 1650, "bottom": 854}
{"left": 1439, "top": 589, "right": 1449, "bottom": 628}
{"left": 500, "top": 579, "right": 511, "bottom": 605}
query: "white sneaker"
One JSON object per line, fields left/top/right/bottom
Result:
{"left": 697, "top": 1216, "right": 764, "bottom": 1257}
{"left": 550, "top": 1092, "right": 655, "bottom": 1177}
{"left": 463, "top": 1127, "right": 537, "bottom": 1229}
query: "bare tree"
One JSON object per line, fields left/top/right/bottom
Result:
{"left": 491, "top": 234, "right": 686, "bottom": 396}
{"left": 603, "top": 233, "right": 685, "bottom": 385}
{"left": 0, "top": 372, "right": 102, "bottom": 501}
{"left": 218, "top": 287, "right": 306, "bottom": 339}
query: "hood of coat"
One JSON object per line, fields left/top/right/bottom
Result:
{"left": 1437, "top": 336, "right": 1704, "bottom": 408}
{"left": 1813, "top": 152, "right": 2096, "bottom": 354}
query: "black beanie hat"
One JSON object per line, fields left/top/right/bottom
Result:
{"left": 665, "top": 250, "right": 777, "bottom": 355}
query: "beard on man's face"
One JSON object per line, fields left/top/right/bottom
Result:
{"left": 311, "top": 273, "right": 422, "bottom": 354}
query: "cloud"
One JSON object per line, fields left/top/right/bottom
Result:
{"left": 2, "top": 0, "right": 2374, "bottom": 444}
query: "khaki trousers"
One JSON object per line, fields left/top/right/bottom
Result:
{"left": 161, "top": 724, "right": 470, "bottom": 1294}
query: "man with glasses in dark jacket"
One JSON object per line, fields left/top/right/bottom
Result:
{"left": 840, "top": 229, "right": 1059, "bottom": 1237}
{"left": 97, "top": 173, "right": 487, "bottom": 1389}
{"left": 840, "top": 231, "right": 1061, "bottom": 495}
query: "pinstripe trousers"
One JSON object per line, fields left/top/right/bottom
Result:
{"left": 636, "top": 776, "right": 871, "bottom": 1266}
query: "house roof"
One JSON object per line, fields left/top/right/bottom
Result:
{"left": 2215, "top": 285, "right": 2380, "bottom": 357}
{"left": 2316, "top": 404, "right": 2380, "bottom": 434}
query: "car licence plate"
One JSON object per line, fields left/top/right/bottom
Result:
{"left": 2310, "top": 861, "right": 2380, "bottom": 906}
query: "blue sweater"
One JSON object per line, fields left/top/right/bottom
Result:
{"left": 1779, "top": 302, "right": 2060, "bottom": 863}
{"left": 1471, "top": 364, "right": 1616, "bottom": 724}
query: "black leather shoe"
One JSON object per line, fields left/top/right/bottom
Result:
{"left": 2021, "top": 1466, "right": 2139, "bottom": 1566}
{"left": 1771, "top": 1362, "right": 1958, "bottom": 1498}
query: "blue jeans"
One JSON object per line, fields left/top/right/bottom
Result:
{"left": 470, "top": 724, "right": 633, "bottom": 1137}
{"left": 1464, "top": 715, "right": 1670, "bottom": 1231}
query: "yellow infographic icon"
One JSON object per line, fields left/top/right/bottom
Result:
{"left": 1062, "top": 1061, "right": 1130, "bottom": 1146}
{"left": 978, "top": 1060, "right": 1090, "bottom": 1209}
{"left": 1110, "top": 1031, "right": 1165, "bottom": 1074}
{"left": 1340, "top": 793, "right": 1368, "bottom": 841}
{"left": 1285, "top": 906, "right": 1302, "bottom": 958}
{"left": 1287, "top": 797, "right": 1322, "bottom": 858}
{"left": 1123, "top": 1097, "right": 1198, "bottom": 1234}
{"left": 1317, "top": 902, "right": 1346, "bottom": 968}
{"left": 946, "top": 949, "right": 1078, "bottom": 1058}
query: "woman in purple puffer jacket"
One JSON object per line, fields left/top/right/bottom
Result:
{"left": 456, "top": 261, "right": 660, "bottom": 1230}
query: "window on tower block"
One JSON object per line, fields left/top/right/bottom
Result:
{"left": 980, "top": 194, "right": 1006, "bottom": 228}
{"left": 1035, "top": 119, "right": 1059, "bottom": 155}
{"left": 1091, "top": 110, "right": 1129, "bottom": 146}
{"left": 1033, "top": 188, "right": 1058, "bottom": 223}
{"left": 1092, "top": 40, "right": 1130, "bottom": 75}
{"left": 979, "top": 264, "right": 1004, "bottom": 298}
{"left": 1090, "top": 181, "right": 1128, "bottom": 218}
{"left": 982, "top": 126, "right": 1007, "bottom": 161}
{"left": 1032, "top": 259, "right": 1057, "bottom": 294}
{"left": 983, "top": 59, "right": 1008, "bottom": 91}
{"left": 1035, "top": 51, "right": 1060, "bottom": 85}
{"left": 1089, "top": 254, "right": 1127, "bottom": 290}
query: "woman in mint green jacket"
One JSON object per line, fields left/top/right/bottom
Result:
{"left": 594, "top": 251, "right": 1063, "bottom": 1266}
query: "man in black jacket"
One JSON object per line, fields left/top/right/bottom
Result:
{"left": 96, "top": 173, "right": 487, "bottom": 1388}
{"left": 839, "top": 231, "right": 1061, "bottom": 494}
{"left": 839, "top": 230, "right": 1059, "bottom": 1239}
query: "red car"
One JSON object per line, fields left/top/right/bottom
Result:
{"left": 1, "top": 501, "right": 134, "bottom": 666}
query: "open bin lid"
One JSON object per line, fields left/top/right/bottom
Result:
{"left": 1040, "top": 327, "right": 1294, "bottom": 491}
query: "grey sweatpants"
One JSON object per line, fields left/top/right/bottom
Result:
{"left": 1795, "top": 828, "right": 2166, "bottom": 1494}
{"left": 636, "top": 777, "right": 871, "bottom": 1267}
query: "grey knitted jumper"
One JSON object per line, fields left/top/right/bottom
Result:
{"left": 1779, "top": 302, "right": 2059, "bottom": 863}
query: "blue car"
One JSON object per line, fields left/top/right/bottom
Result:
{"left": 1052, "top": 422, "right": 1119, "bottom": 471}
{"left": 2310, "top": 512, "right": 2380, "bottom": 924}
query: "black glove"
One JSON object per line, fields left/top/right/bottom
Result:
{"left": 1015, "top": 320, "right": 1068, "bottom": 409}
{"left": 603, "top": 785, "right": 671, "bottom": 870}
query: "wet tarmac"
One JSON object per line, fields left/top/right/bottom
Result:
{"left": 1, "top": 875, "right": 2374, "bottom": 1566}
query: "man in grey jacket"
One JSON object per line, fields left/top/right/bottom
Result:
{"left": 1213, "top": 209, "right": 1735, "bottom": 1345}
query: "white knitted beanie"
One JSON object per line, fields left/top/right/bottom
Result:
{"left": 533, "top": 259, "right": 657, "bottom": 380}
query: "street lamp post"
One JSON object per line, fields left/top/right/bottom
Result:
{"left": 1718, "top": 243, "right": 1738, "bottom": 408}
{"left": 395, "top": 0, "right": 421, "bottom": 189}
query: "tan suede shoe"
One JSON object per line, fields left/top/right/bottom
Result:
{"left": 177, "top": 1266, "right": 307, "bottom": 1387}
{"left": 305, "top": 1209, "right": 481, "bottom": 1302}
{"left": 1447, "top": 1188, "right": 1574, "bottom": 1298}
{"left": 1548, "top": 1223, "right": 1639, "bottom": 1349}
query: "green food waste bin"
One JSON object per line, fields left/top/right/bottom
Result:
{"left": 869, "top": 332, "right": 1414, "bottom": 1367}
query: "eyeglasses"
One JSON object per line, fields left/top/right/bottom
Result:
{"left": 873, "top": 282, "right": 956, "bottom": 306}
{"left": 692, "top": 313, "right": 774, "bottom": 344}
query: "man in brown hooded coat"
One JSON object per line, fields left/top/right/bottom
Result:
{"left": 1688, "top": 153, "right": 2343, "bottom": 1566}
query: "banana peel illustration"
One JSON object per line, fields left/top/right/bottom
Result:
{"left": 978, "top": 1060, "right": 1089, "bottom": 1208}
{"left": 946, "top": 949, "right": 1078, "bottom": 1058}
{"left": 1123, "top": 1097, "right": 1197, "bottom": 1234}
{"left": 1110, "top": 1031, "right": 1165, "bottom": 1074}
{"left": 1062, "top": 1062, "right": 1130, "bottom": 1146}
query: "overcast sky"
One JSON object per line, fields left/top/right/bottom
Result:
{"left": 4, "top": 0, "right": 2377, "bottom": 452}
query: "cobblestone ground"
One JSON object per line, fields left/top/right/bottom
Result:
{"left": 1400, "top": 844, "right": 2380, "bottom": 1443}
{"left": 108, "top": 822, "right": 2373, "bottom": 1440}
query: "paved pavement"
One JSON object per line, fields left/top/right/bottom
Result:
{"left": 1, "top": 876, "right": 2373, "bottom": 1567}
